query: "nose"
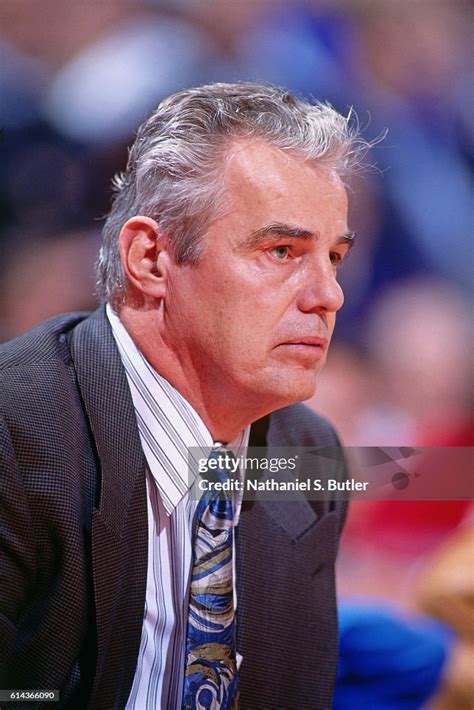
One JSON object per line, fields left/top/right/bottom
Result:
{"left": 296, "top": 258, "right": 345, "bottom": 315}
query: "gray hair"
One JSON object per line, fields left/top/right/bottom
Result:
{"left": 97, "top": 81, "right": 369, "bottom": 305}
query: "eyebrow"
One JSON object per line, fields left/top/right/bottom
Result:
{"left": 242, "top": 222, "right": 356, "bottom": 250}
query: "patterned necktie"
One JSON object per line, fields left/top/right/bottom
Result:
{"left": 182, "top": 447, "right": 239, "bottom": 710}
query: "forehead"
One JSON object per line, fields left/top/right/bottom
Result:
{"left": 220, "top": 138, "right": 348, "bottom": 234}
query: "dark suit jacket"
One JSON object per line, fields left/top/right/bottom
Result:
{"left": 0, "top": 308, "right": 347, "bottom": 710}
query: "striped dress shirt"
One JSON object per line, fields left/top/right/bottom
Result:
{"left": 106, "top": 305, "right": 249, "bottom": 709}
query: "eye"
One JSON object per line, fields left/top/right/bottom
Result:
{"left": 330, "top": 251, "right": 343, "bottom": 267}
{"left": 272, "top": 245, "right": 291, "bottom": 260}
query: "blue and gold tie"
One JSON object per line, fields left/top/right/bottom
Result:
{"left": 182, "top": 448, "right": 239, "bottom": 710}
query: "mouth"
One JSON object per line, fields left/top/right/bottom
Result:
{"left": 283, "top": 337, "right": 328, "bottom": 348}
{"left": 274, "top": 337, "right": 328, "bottom": 360}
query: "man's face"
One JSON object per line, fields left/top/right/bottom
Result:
{"left": 163, "top": 139, "right": 351, "bottom": 414}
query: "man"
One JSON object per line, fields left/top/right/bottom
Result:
{"left": 0, "top": 83, "right": 366, "bottom": 709}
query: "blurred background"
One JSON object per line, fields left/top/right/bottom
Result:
{"left": 1, "top": 0, "right": 472, "bottom": 707}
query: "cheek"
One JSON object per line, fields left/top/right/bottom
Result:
{"left": 215, "top": 309, "right": 272, "bottom": 369}
{"left": 191, "top": 262, "right": 288, "bottom": 348}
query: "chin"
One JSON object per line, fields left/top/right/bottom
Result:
{"left": 265, "top": 373, "right": 318, "bottom": 409}
{"left": 287, "top": 382, "right": 317, "bottom": 405}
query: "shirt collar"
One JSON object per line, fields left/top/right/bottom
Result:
{"left": 106, "top": 304, "right": 249, "bottom": 515}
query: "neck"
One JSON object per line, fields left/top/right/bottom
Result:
{"left": 117, "top": 305, "right": 272, "bottom": 442}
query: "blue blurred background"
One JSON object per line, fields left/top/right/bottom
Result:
{"left": 1, "top": 1, "right": 472, "bottom": 707}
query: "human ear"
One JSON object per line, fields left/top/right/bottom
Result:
{"left": 118, "top": 216, "right": 170, "bottom": 300}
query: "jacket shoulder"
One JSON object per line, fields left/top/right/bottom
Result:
{"left": 0, "top": 311, "right": 96, "bottom": 445}
{"left": 0, "top": 311, "right": 91, "bottom": 371}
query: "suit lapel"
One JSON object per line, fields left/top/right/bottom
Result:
{"left": 68, "top": 307, "right": 146, "bottom": 537}
{"left": 68, "top": 308, "right": 148, "bottom": 705}
{"left": 247, "top": 412, "right": 320, "bottom": 539}
{"left": 238, "top": 415, "right": 338, "bottom": 708}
